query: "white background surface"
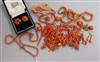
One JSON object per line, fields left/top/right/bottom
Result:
{"left": 0, "top": 1, "right": 100, "bottom": 62}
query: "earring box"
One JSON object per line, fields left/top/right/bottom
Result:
{"left": 3, "top": 0, "right": 35, "bottom": 34}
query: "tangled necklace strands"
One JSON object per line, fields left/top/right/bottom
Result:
{"left": 32, "top": 3, "right": 55, "bottom": 16}
{"left": 4, "top": 32, "right": 39, "bottom": 62}
{"left": 32, "top": 4, "right": 94, "bottom": 51}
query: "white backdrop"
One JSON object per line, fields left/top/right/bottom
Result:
{"left": 0, "top": 1, "right": 100, "bottom": 62}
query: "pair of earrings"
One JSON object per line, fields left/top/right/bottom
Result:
{"left": 14, "top": 16, "right": 29, "bottom": 25}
